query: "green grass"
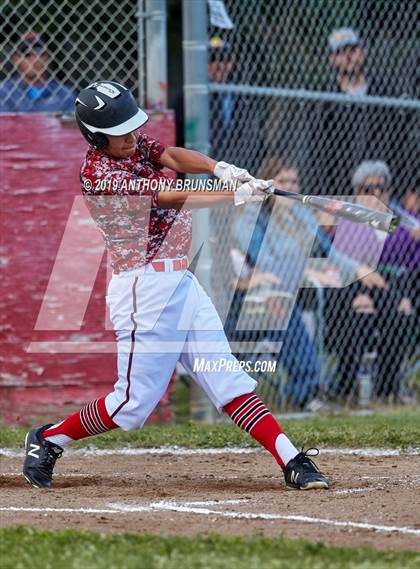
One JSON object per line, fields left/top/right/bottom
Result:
{"left": 1, "top": 527, "right": 418, "bottom": 569}
{"left": 1, "top": 408, "right": 419, "bottom": 450}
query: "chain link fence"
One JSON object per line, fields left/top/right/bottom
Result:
{"left": 208, "top": 0, "right": 419, "bottom": 412}
{"left": 0, "top": 0, "right": 142, "bottom": 111}
{"left": 1, "top": 0, "right": 418, "bottom": 415}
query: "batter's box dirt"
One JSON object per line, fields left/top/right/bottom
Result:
{"left": 1, "top": 451, "right": 419, "bottom": 552}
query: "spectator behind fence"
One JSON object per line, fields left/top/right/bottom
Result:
{"left": 230, "top": 158, "right": 396, "bottom": 409}
{"left": 326, "top": 160, "right": 418, "bottom": 401}
{"left": 334, "top": 162, "right": 420, "bottom": 273}
{"left": 392, "top": 186, "right": 420, "bottom": 330}
{"left": 302, "top": 27, "right": 417, "bottom": 199}
{"left": 391, "top": 187, "right": 420, "bottom": 338}
{"left": 208, "top": 35, "right": 262, "bottom": 171}
{"left": 259, "top": 159, "right": 386, "bottom": 289}
{"left": 390, "top": 187, "right": 420, "bottom": 244}
{"left": 0, "top": 32, "right": 75, "bottom": 112}
{"left": 230, "top": 160, "right": 322, "bottom": 410}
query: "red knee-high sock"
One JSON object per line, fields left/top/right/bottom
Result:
{"left": 224, "top": 392, "right": 298, "bottom": 469}
{"left": 43, "top": 396, "right": 118, "bottom": 446}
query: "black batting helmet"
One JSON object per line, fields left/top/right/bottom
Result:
{"left": 75, "top": 81, "right": 148, "bottom": 150}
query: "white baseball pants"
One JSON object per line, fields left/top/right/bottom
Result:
{"left": 104, "top": 259, "right": 257, "bottom": 430}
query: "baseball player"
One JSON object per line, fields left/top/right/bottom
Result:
{"left": 23, "top": 81, "right": 329, "bottom": 491}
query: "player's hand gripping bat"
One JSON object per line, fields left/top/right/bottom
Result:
{"left": 266, "top": 186, "right": 400, "bottom": 234}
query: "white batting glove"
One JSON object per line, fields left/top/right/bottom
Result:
{"left": 213, "top": 161, "right": 253, "bottom": 183}
{"left": 234, "top": 178, "right": 273, "bottom": 206}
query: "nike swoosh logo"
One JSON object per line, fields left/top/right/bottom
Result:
{"left": 93, "top": 96, "right": 105, "bottom": 110}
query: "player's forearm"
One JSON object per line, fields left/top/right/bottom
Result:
{"left": 160, "top": 147, "right": 217, "bottom": 175}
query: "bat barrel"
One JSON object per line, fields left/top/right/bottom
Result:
{"left": 388, "top": 214, "right": 400, "bottom": 234}
{"left": 309, "top": 196, "right": 400, "bottom": 234}
{"left": 268, "top": 187, "right": 399, "bottom": 234}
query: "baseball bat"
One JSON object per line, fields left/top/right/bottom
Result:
{"left": 267, "top": 187, "right": 400, "bottom": 234}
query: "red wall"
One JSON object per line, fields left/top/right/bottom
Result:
{"left": 0, "top": 112, "right": 175, "bottom": 424}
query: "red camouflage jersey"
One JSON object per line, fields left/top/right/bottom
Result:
{"left": 80, "top": 134, "right": 192, "bottom": 273}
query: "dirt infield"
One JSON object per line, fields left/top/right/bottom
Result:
{"left": 1, "top": 449, "right": 419, "bottom": 551}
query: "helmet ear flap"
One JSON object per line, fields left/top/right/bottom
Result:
{"left": 75, "top": 116, "right": 108, "bottom": 150}
{"left": 91, "top": 132, "right": 108, "bottom": 150}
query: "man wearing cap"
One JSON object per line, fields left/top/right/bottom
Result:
{"left": 327, "top": 28, "right": 368, "bottom": 96}
{"left": 0, "top": 32, "right": 75, "bottom": 112}
{"left": 302, "top": 27, "right": 377, "bottom": 197}
{"left": 301, "top": 27, "right": 416, "bottom": 201}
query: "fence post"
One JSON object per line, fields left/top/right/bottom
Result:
{"left": 145, "top": 0, "right": 168, "bottom": 108}
{"left": 182, "top": 0, "right": 215, "bottom": 423}
{"left": 136, "top": 0, "right": 146, "bottom": 107}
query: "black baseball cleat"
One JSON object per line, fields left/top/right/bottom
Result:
{"left": 23, "top": 424, "right": 63, "bottom": 488}
{"left": 284, "top": 448, "right": 330, "bottom": 490}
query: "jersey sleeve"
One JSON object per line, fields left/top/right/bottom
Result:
{"left": 82, "top": 168, "right": 159, "bottom": 207}
{"left": 137, "top": 134, "right": 166, "bottom": 169}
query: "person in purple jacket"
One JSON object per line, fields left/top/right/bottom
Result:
{"left": 326, "top": 161, "right": 418, "bottom": 402}
{"left": 334, "top": 162, "right": 419, "bottom": 272}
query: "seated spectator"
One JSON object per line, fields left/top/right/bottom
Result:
{"left": 327, "top": 160, "right": 418, "bottom": 401}
{"left": 256, "top": 159, "right": 385, "bottom": 289}
{"left": 229, "top": 160, "right": 325, "bottom": 410}
{"left": 229, "top": 158, "right": 396, "bottom": 409}
{"left": 0, "top": 32, "right": 75, "bottom": 112}
{"left": 390, "top": 187, "right": 420, "bottom": 242}
{"left": 390, "top": 187, "right": 420, "bottom": 366}
{"left": 401, "top": 187, "right": 420, "bottom": 222}
{"left": 334, "top": 161, "right": 419, "bottom": 271}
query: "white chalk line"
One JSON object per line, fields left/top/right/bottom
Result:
{"left": 1, "top": 446, "right": 419, "bottom": 458}
{"left": 333, "top": 487, "right": 376, "bottom": 495}
{"left": 150, "top": 502, "right": 420, "bottom": 536}
{"left": 3, "top": 471, "right": 417, "bottom": 493}
{"left": 322, "top": 447, "right": 420, "bottom": 457}
{"left": 0, "top": 447, "right": 256, "bottom": 458}
{"left": 1, "top": 506, "right": 130, "bottom": 515}
{"left": 2, "top": 472, "right": 418, "bottom": 489}
{"left": 361, "top": 475, "right": 420, "bottom": 480}
{"left": 1, "top": 500, "right": 419, "bottom": 537}
{"left": 177, "top": 499, "right": 249, "bottom": 506}
{"left": 0, "top": 472, "right": 244, "bottom": 482}
{"left": 0, "top": 472, "right": 144, "bottom": 478}
{"left": 108, "top": 499, "right": 250, "bottom": 510}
